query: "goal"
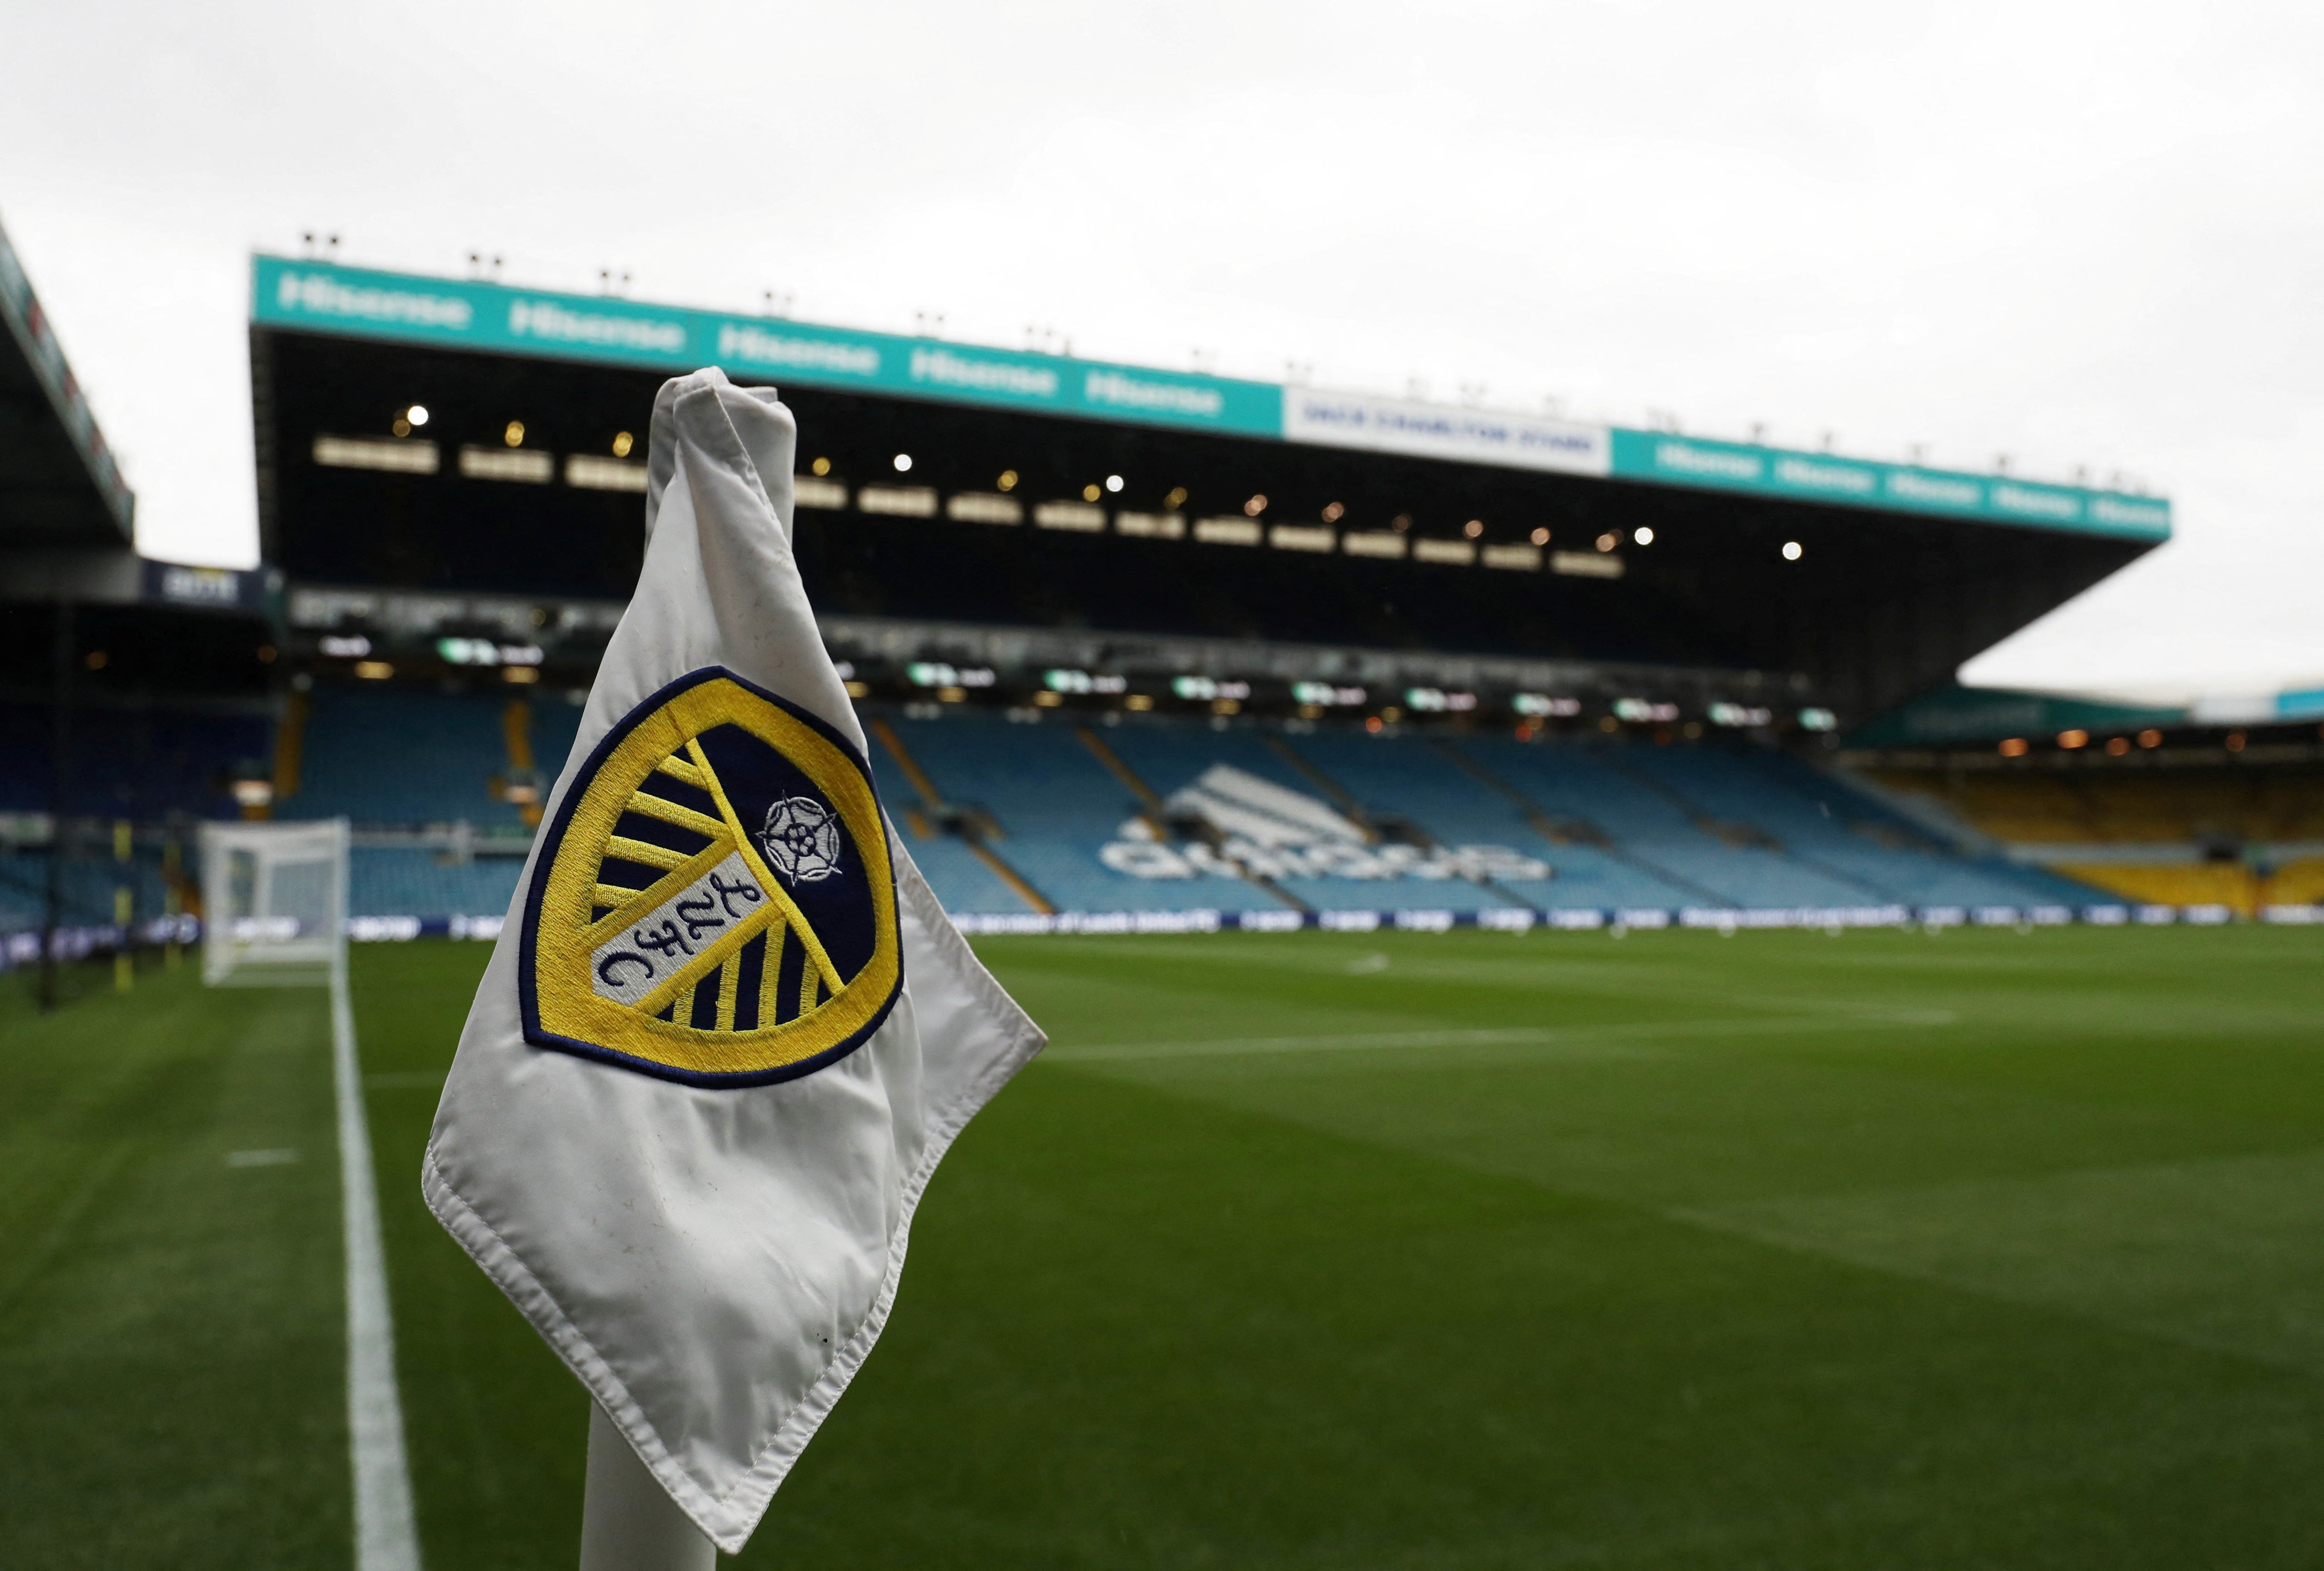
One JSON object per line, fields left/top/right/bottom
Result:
{"left": 199, "top": 819, "right": 350, "bottom": 988}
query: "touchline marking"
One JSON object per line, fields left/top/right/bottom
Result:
{"left": 333, "top": 975, "right": 423, "bottom": 1571}
{"left": 1051, "top": 1009, "right": 1956, "bottom": 1063}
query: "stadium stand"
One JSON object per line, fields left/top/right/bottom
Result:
{"left": 1872, "top": 768, "right": 2324, "bottom": 845}
{"left": 0, "top": 852, "right": 169, "bottom": 934}
{"left": 5, "top": 678, "right": 2140, "bottom": 935}
{"left": 255, "top": 681, "right": 585, "bottom": 923}
{"left": 1866, "top": 758, "right": 2324, "bottom": 918}
{"left": 803, "top": 710, "right": 2109, "bottom": 922}
{"left": 277, "top": 684, "right": 582, "bottom": 828}
{"left": 0, "top": 701, "right": 268, "bottom": 821}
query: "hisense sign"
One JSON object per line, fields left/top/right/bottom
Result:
{"left": 252, "top": 255, "right": 2170, "bottom": 543}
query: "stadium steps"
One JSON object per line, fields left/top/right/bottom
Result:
{"left": 2056, "top": 859, "right": 2258, "bottom": 916}
{"left": 1434, "top": 741, "right": 1609, "bottom": 846}
{"left": 1269, "top": 735, "right": 1542, "bottom": 911}
{"left": 500, "top": 699, "right": 544, "bottom": 828}
{"left": 1739, "top": 749, "right": 2114, "bottom": 908}
{"left": 1078, "top": 727, "right": 1308, "bottom": 913}
{"left": 867, "top": 716, "right": 1052, "bottom": 914}
{"left": 1441, "top": 740, "right": 1736, "bottom": 908}
{"left": 1262, "top": 737, "right": 1386, "bottom": 842}
{"left": 1596, "top": 745, "right": 1906, "bottom": 906}
{"left": 271, "top": 689, "right": 307, "bottom": 809}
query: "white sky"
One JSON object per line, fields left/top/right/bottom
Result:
{"left": 5, "top": 0, "right": 2319, "bottom": 704}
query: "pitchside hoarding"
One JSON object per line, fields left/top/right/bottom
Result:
{"left": 253, "top": 256, "right": 2169, "bottom": 542}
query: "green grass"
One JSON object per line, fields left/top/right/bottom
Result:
{"left": 0, "top": 957, "right": 345, "bottom": 1570}
{"left": 7, "top": 926, "right": 2324, "bottom": 1567}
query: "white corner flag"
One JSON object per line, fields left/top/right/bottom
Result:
{"left": 423, "top": 368, "right": 1045, "bottom": 1554}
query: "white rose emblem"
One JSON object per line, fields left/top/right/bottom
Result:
{"left": 760, "top": 796, "right": 844, "bottom": 884}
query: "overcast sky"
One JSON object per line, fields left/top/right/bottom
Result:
{"left": 5, "top": 0, "right": 2318, "bottom": 704}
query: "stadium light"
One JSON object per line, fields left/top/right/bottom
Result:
{"left": 893, "top": 453, "right": 913, "bottom": 473}
{"left": 1782, "top": 540, "right": 1803, "bottom": 561}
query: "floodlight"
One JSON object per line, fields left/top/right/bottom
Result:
{"left": 1105, "top": 474, "right": 1124, "bottom": 492}
{"left": 406, "top": 404, "right": 429, "bottom": 426}
{"left": 1634, "top": 527, "right": 1654, "bottom": 545}
{"left": 893, "top": 453, "right": 913, "bottom": 472}
{"left": 1782, "top": 540, "right": 1803, "bottom": 560}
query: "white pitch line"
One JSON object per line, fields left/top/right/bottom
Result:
{"left": 1051, "top": 1008, "right": 1956, "bottom": 1063}
{"left": 333, "top": 972, "right": 423, "bottom": 1571}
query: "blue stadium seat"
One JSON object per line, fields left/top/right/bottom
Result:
{"left": 154, "top": 685, "right": 2108, "bottom": 922}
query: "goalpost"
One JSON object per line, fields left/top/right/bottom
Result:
{"left": 199, "top": 819, "right": 350, "bottom": 988}
{"left": 198, "top": 818, "right": 420, "bottom": 1571}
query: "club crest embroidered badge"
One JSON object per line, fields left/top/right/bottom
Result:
{"left": 518, "top": 667, "right": 902, "bottom": 1086}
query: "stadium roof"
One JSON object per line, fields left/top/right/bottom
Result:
{"left": 0, "top": 216, "right": 134, "bottom": 546}
{"left": 252, "top": 255, "right": 2169, "bottom": 546}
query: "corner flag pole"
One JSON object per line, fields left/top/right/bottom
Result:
{"left": 578, "top": 1405, "right": 713, "bottom": 1571}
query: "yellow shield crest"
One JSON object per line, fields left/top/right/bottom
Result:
{"left": 519, "top": 667, "right": 902, "bottom": 1086}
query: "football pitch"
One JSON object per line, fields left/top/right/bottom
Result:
{"left": 6, "top": 924, "right": 2324, "bottom": 1569}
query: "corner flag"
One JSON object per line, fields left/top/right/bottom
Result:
{"left": 423, "top": 368, "right": 1045, "bottom": 1553}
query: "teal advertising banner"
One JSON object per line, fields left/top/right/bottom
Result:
{"left": 1606, "top": 430, "right": 2170, "bottom": 540}
{"left": 252, "top": 256, "right": 1283, "bottom": 440}
{"left": 252, "top": 256, "right": 2170, "bottom": 542}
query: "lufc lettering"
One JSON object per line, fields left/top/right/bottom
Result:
{"left": 591, "top": 855, "right": 767, "bottom": 1005}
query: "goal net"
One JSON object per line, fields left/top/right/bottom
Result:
{"left": 200, "top": 819, "right": 350, "bottom": 988}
